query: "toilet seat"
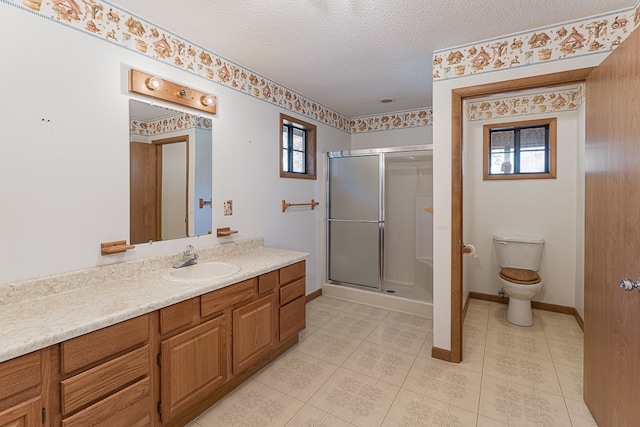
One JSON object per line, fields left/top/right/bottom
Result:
{"left": 499, "top": 267, "right": 541, "bottom": 285}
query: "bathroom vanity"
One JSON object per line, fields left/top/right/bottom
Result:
{"left": 0, "top": 238, "right": 307, "bottom": 426}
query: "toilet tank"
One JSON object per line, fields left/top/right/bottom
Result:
{"left": 493, "top": 234, "right": 544, "bottom": 271}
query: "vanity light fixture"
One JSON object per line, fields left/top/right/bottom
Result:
{"left": 145, "top": 76, "right": 164, "bottom": 91}
{"left": 129, "top": 69, "right": 217, "bottom": 114}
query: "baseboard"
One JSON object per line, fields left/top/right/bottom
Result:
{"left": 468, "top": 291, "right": 509, "bottom": 305}
{"left": 431, "top": 346, "right": 453, "bottom": 362}
{"left": 306, "top": 288, "right": 322, "bottom": 303}
{"left": 574, "top": 310, "right": 584, "bottom": 331}
{"left": 531, "top": 300, "right": 574, "bottom": 315}
{"left": 469, "top": 292, "right": 583, "bottom": 325}
{"left": 462, "top": 294, "right": 471, "bottom": 320}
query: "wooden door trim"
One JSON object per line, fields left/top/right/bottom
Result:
{"left": 445, "top": 67, "right": 594, "bottom": 363}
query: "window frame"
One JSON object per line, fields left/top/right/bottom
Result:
{"left": 483, "top": 117, "right": 557, "bottom": 180}
{"left": 279, "top": 113, "right": 317, "bottom": 180}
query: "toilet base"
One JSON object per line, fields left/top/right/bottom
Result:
{"left": 507, "top": 298, "right": 534, "bottom": 326}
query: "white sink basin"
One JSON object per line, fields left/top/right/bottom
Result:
{"left": 161, "top": 262, "right": 240, "bottom": 282}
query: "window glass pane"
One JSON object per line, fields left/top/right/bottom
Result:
{"left": 293, "top": 128, "right": 305, "bottom": 151}
{"left": 292, "top": 151, "right": 305, "bottom": 173}
{"left": 490, "top": 150, "right": 514, "bottom": 174}
{"left": 282, "top": 149, "right": 289, "bottom": 172}
{"left": 282, "top": 126, "right": 289, "bottom": 148}
{"left": 520, "top": 127, "right": 546, "bottom": 151}
{"left": 520, "top": 150, "right": 546, "bottom": 173}
{"left": 490, "top": 130, "right": 514, "bottom": 174}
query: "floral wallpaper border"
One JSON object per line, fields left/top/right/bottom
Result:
{"left": 130, "top": 113, "right": 212, "bottom": 136}
{"left": 433, "top": 2, "right": 640, "bottom": 81}
{"left": 467, "top": 84, "right": 584, "bottom": 121}
{"left": 4, "top": 0, "right": 351, "bottom": 132}
{"left": 350, "top": 108, "right": 433, "bottom": 134}
{"left": 5, "top": 0, "right": 637, "bottom": 134}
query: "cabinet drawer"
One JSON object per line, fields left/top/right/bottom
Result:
{"left": 160, "top": 299, "right": 196, "bottom": 336}
{"left": 201, "top": 278, "right": 256, "bottom": 317}
{"left": 61, "top": 345, "right": 149, "bottom": 415}
{"left": 280, "top": 297, "right": 306, "bottom": 342}
{"left": 258, "top": 270, "right": 278, "bottom": 295}
{"left": 61, "top": 315, "right": 149, "bottom": 375}
{"left": 279, "top": 261, "right": 305, "bottom": 285}
{"left": 0, "top": 351, "right": 41, "bottom": 402}
{"left": 280, "top": 278, "right": 305, "bottom": 306}
{"left": 62, "top": 377, "right": 151, "bottom": 427}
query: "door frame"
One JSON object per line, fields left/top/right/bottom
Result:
{"left": 153, "top": 135, "right": 190, "bottom": 240}
{"left": 445, "top": 68, "right": 594, "bottom": 363}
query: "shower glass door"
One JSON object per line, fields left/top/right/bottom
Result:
{"left": 327, "top": 154, "right": 382, "bottom": 289}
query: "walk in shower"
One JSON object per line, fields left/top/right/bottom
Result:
{"left": 326, "top": 146, "right": 433, "bottom": 302}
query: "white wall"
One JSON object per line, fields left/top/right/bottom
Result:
{"left": 432, "top": 54, "right": 608, "bottom": 352}
{"left": 463, "top": 108, "right": 582, "bottom": 308}
{"left": 0, "top": 6, "right": 351, "bottom": 293}
{"left": 351, "top": 126, "right": 432, "bottom": 150}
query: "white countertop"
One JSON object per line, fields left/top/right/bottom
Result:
{"left": 0, "top": 244, "right": 307, "bottom": 363}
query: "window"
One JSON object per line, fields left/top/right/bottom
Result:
{"left": 280, "top": 113, "right": 316, "bottom": 180}
{"left": 483, "top": 118, "right": 557, "bottom": 180}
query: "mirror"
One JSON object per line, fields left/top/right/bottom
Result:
{"left": 129, "top": 99, "right": 212, "bottom": 244}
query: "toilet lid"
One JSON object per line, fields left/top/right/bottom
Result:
{"left": 499, "top": 267, "right": 541, "bottom": 285}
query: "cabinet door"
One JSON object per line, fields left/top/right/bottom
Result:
{"left": 233, "top": 294, "right": 276, "bottom": 374}
{"left": 0, "top": 396, "right": 41, "bottom": 427}
{"left": 160, "top": 315, "right": 227, "bottom": 423}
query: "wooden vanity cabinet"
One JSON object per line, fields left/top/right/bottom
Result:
{"left": 158, "top": 298, "right": 227, "bottom": 425}
{"left": 279, "top": 261, "right": 306, "bottom": 343}
{"left": 58, "top": 314, "right": 153, "bottom": 427}
{"left": 0, "top": 349, "right": 47, "bottom": 427}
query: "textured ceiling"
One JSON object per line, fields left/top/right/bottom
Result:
{"left": 113, "top": 0, "right": 632, "bottom": 118}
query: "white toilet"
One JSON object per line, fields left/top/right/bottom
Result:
{"left": 493, "top": 234, "right": 544, "bottom": 326}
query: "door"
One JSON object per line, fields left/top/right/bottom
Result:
{"left": 327, "top": 154, "right": 382, "bottom": 289}
{"left": 584, "top": 26, "right": 640, "bottom": 426}
{"left": 130, "top": 142, "right": 158, "bottom": 244}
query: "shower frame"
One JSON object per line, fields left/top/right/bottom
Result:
{"left": 325, "top": 144, "right": 433, "bottom": 293}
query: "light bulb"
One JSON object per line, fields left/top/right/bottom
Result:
{"left": 145, "top": 76, "right": 164, "bottom": 91}
{"left": 201, "top": 94, "right": 216, "bottom": 107}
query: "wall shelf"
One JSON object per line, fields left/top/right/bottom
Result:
{"left": 101, "top": 240, "right": 135, "bottom": 255}
{"left": 216, "top": 227, "right": 238, "bottom": 237}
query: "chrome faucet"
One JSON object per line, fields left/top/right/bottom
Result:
{"left": 173, "top": 245, "right": 199, "bottom": 268}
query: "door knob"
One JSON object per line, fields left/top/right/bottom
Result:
{"left": 619, "top": 278, "right": 640, "bottom": 291}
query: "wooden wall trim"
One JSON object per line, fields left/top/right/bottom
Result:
{"left": 468, "top": 292, "right": 582, "bottom": 327}
{"left": 305, "top": 289, "right": 322, "bottom": 303}
{"left": 431, "top": 347, "right": 453, "bottom": 362}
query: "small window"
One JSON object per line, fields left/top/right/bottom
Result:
{"left": 280, "top": 114, "right": 316, "bottom": 180}
{"left": 483, "top": 118, "right": 557, "bottom": 180}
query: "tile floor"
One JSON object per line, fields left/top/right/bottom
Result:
{"left": 187, "top": 296, "right": 597, "bottom": 427}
